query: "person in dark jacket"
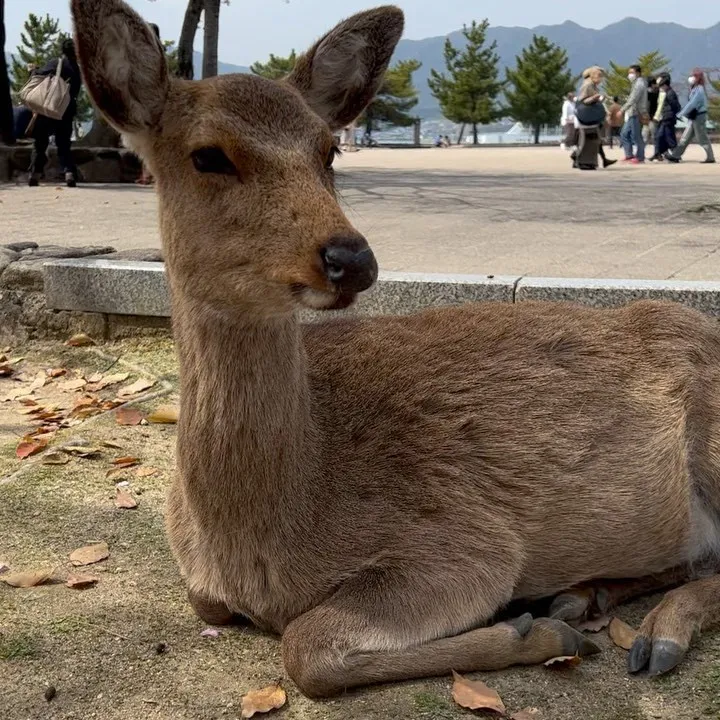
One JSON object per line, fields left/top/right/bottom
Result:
{"left": 651, "top": 73, "right": 681, "bottom": 161}
{"left": 27, "top": 38, "right": 82, "bottom": 187}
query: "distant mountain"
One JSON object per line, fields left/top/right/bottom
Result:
{"left": 393, "top": 17, "right": 720, "bottom": 117}
{"left": 8, "top": 17, "right": 718, "bottom": 119}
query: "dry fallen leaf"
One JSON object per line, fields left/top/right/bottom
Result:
{"left": 112, "top": 456, "right": 141, "bottom": 466}
{"left": 16, "top": 438, "right": 48, "bottom": 459}
{"left": 3, "top": 388, "right": 32, "bottom": 402}
{"left": 577, "top": 615, "right": 612, "bottom": 633}
{"left": 87, "top": 372, "right": 104, "bottom": 384}
{"left": 451, "top": 671, "right": 505, "bottom": 714}
{"left": 147, "top": 404, "right": 179, "bottom": 424}
{"left": 1, "top": 569, "right": 54, "bottom": 588}
{"left": 61, "top": 445, "right": 103, "bottom": 458}
{"left": 59, "top": 378, "right": 87, "bottom": 392}
{"left": 608, "top": 618, "right": 639, "bottom": 651}
{"left": 42, "top": 452, "right": 70, "bottom": 466}
{"left": 65, "top": 333, "right": 95, "bottom": 347}
{"left": 115, "top": 489, "right": 138, "bottom": 509}
{"left": 66, "top": 574, "right": 98, "bottom": 589}
{"left": 136, "top": 466, "right": 158, "bottom": 478}
{"left": 240, "top": 684, "right": 287, "bottom": 719}
{"left": 29, "top": 371, "right": 48, "bottom": 392}
{"left": 47, "top": 368, "right": 67, "bottom": 378}
{"left": 86, "top": 372, "right": 130, "bottom": 392}
{"left": 69, "top": 542, "right": 109, "bottom": 567}
{"left": 115, "top": 407, "right": 144, "bottom": 426}
{"left": 19, "top": 398, "right": 38, "bottom": 406}
{"left": 117, "top": 378, "right": 155, "bottom": 398}
{"left": 544, "top": 655, "right": 583, "bottom": 668}
{"left": 511, "top": 709, "right": 541, "bottom": 720}
{"left": 101, "top": 440, "right": 124, "bottom": 450}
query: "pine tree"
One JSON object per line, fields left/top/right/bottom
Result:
{"left": 10, "top": 13, "right": 62, "bottom": 95}
{"left": 428, "top": 20, "right": 503, "bottom": 145}
{"left": 604, "top": 51, "right": 670, "bottom": 102}
{"left": 709, "top": 75, "right": 720, "bottom": 125}
{"left": 361, "top": 59, "right": 421, "bottom": 137}
{"left": 250, "top": 50, "right": 298, "bottom": 80}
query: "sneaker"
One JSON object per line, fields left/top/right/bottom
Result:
{"left": 701, "top": 159, "right": 716, "bottom": 164}
{"left": 666, "top": 155, "right": 680, "bottom": 163}
{"left": 622, "top": 157, "right": 635, "bottom": 163}
{"left": 28, "top": 174, "right": 40, "bottom": 187}
{"left": 630, "top": 158, "right": 645, "bottom": 164}
{"left": 65, "top": 172, "right": 77, "bottom": 188}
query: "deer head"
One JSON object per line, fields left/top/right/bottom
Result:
{"left": 71, "top": 0, "right": 404, "bottom": 316}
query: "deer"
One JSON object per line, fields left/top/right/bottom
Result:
{"left": 71, "top": 0, "right": 720, "bottom": 698}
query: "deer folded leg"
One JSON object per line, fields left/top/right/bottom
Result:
{"left": 628, "top": 573, "right": 720, "bottom": 676}
{"left": 549, "top": 565, "right": 691, "bottom": 624}
{"left": 281, "top": 567, "right": 600, "bottom": 698}
{"left": 187, "top": 588, "right": 240, "bottom": 626}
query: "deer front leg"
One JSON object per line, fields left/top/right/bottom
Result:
{"left": 281, "top": 567, "right": 600, "bottom": 698}
{"left": 628, "top": 573, "right": 720, "bottom": 676}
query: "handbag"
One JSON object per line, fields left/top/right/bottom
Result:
{"left": 686, "top": 108, "right": 699, "bottom": 121}
{"left": 19, "top": 58, "right": 71, "bottom": 121}
{"left": 575, "top": 101, "right": 606, "bottom": 127}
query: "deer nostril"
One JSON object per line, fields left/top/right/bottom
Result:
{"left": 320, "top": 238, "right": 378, "bottom": 293}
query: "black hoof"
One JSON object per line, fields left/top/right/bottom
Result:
{"left": 647, "top": 639, "right": 686, "bottom": 676}
{"left": 507, "top": 612, "right": 534, "bottom": 638}
{"left": 548, "top": 619, "right": 601, "bottom": 657}
{"left": 628, "top": 636, "right": 652, "bottom": 673}
{"left": 549, "top": 593, "right": 588, "bottom": 622}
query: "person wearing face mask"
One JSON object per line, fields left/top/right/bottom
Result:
{"left": 650, "top": 73, "right": 680, "bottom": 161}
{"left": 620, "top": 65, "right": 648, "bottom": 164}
{"left": 666, "top": 69, "right": 715, "bottom": 164}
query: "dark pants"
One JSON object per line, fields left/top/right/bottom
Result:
{"left": 16, "top": 106, "right": 77, "bottom": 177}
{"left": 654, "top": 121, "right": 677, "bottom": 157}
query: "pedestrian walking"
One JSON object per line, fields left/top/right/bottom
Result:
{"left": 650, "top": 73, "right": 680, "bottom": 161}
{"left": 620, "top": 65, "right": 648, "bottom": 164}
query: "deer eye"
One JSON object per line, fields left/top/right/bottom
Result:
{"left": 325, "top": 145, "right": 341, "bottom": 170}
{"left": 191, "top": 147, "right": 237, "bottom": 175}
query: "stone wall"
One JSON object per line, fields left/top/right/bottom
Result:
{"left": 0, "top": 144, "right": 142, "bottom": 183}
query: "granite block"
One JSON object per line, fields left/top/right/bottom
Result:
{"left": 44, "top": 259, "right": 169, "bottom": 317}
{"left": 515, "top": 277, "right": 720, "bottom": 316}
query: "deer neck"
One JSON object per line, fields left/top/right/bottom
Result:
{"left": 171, "top": 295, "right": 318, "bottom": 511}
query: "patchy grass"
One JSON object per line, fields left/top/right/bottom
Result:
{"left": 1, "top": 339, "right": 720, "bottom": 720}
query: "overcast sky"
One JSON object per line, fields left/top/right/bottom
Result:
{"left": 5, "top": 0, "right": 719, "bottom": 67}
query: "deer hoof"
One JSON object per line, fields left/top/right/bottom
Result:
{"left": 647, "top": 639, "right": 687, "bottom": 677}
{"left": 506, "top": 612, "right": 534, "bottom": 638}
{"left": 538, "top": 618, "right": 602, "bottom": 657}
{"left": 628, "top": 636, "right": 652, "bottom": 673}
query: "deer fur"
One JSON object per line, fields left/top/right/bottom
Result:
{"left": 72, "top": 0, "right": 720, "bottom": 697}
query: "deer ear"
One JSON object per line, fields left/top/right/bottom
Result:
{"left": 71, "top": 0, "right": 168, "bottom": 135}
{"left": 287, "top": 6, "right": 404, "bottom": 130}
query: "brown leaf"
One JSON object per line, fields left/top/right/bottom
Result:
{"left": 577, "top": 615, "right": 612, "bottom": 633}
{"left": 147, "top": 404, "right": 179, "bottom": 424}
{"left": 240, "top": 684, "right": 287, "bottom": 718}
{"left": 608, "top": 618, "right": 639, "bottom": 651}
{"left": 29, "top": 371, "right": 48, "bottom": 392}
{"left": 115, "top": 407, "right": 144, "bottom": 426}
{"left": 69, "top": 542, "right": 109, "bottom": 566}
{"left": 66, "top": 574, "right": 98, "bottom": 589}
{"left": 101, "top": 440, "right": 123, "bottom": 449}
{"left": 451, "top": 671, "right": 505, "bottom": 714}
{"left": 86, "top": 372, "right": 130, "bottom": 392}
{"left": 113, "top": 456, "right": 141, "bottom": 466}
{"left": 101, "top": 399, "right": 121, "bottom": 411}
{"left": 3, "top": 388, "right": 32, "bottom": 402}
{"left": 65, "top": 333, "right": 95, "bottom": 347}
{"left": 42, "top": 452, "right": 70, "bottom": 466}
{"left": 115, "top": 488, "right": 138, "bottom": 509}
{"left": 87, "top": 372, "right": 104, "bottom": 384}
{"left": 511, "top": 709, "right": 542, "bottom": 720}
{"left": 135, "top": 466, "right": 158, "bottom": 478}
{"left": 19, "top": 398, "right": 38, "bottom": 406}
{"left": 0, "top": 362, "right": 13, "bottom": 376}
{"left": 117, "top": 378, "right": 155, "bottom": 398}
{"left": 16, "top": 438, "right": 48, "bottom": 459}
{"left": 1, "top": 569, "right": 54, "bottom": 588}
{"left": 59, "top": 378, "right": 88, "bottom": 392}
{"left": 47, "top": 368, "right": 67, "bottom": 378}
{"left": 61, "top": 445, "right": 103, "bottom": 458}
{"left": 544, "top": 654, "right": 583, "bottom": 668}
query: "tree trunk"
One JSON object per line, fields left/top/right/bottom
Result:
{"left": 78, "top": 110, "right": 122, "bottom": 147}
{"left": 456, "top": 123, "right": 465, "bottom": 145}
{"left": 177, "top": 0, "right": 204, "bottom": 80}
{"left": 534, "top": 124, "right": 541, "bottom": 145}
{"left": 0, "top": 0, "right": 15, "bottom": 144}
{"left": 202, "top": 0, "right": 221, "bottom": 79}
{"left": 472, "top": 123, "right": 478, "bottom": 145}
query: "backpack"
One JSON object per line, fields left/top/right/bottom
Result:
{"left": 19, "top": 58, "right": 71, "bottom": 121}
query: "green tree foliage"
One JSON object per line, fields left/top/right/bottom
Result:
{"left": 708, "top": 75, "right": 720, "bottom": 125}
{"left": 428, "top": 20, "right": 504, "bottom": 144}
{"left": 250, "top": 50, "right": 297, "bottom": 80}
{"left": 10, "top": 13, "right": 61, "bottom": 95}
{"left": 505, "top": 35, "right": 575, "bottom": 144}
{"left": 604, "top": 50, "right": 670, "bottom": 102}
{"left": 361, "top": 59, "right": 421, "bottom": 137}
{"left": 162, "top": 40, "right": 180, "bottom": 77}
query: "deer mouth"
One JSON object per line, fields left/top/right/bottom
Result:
{"left": 292, "top": 285, "right": 358, "bottom": 311}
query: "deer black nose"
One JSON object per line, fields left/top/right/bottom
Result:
{"left": 321, "top": 236, "right": 378, "bottom": 293}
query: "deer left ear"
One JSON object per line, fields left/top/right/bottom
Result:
{"left": 287, "top": 6, "right": 404, "bottom": 130}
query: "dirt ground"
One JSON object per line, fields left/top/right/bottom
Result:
{"left": 1, "top": 339, "right": 720, "bottom": 720}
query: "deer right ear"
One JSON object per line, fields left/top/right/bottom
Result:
{"left": 288, "top": 6, "right": 404, "bottom": 130}
{"left": 71, "top": 0, "right": 168, "bottom": 135}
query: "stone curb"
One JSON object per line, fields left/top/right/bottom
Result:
{"left": 42, "top": 259, "right": 720, "bottom": 319}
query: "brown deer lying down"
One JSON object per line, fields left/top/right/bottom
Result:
{"left": 71, "top": 0, "right": 720, "bottom": 698}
